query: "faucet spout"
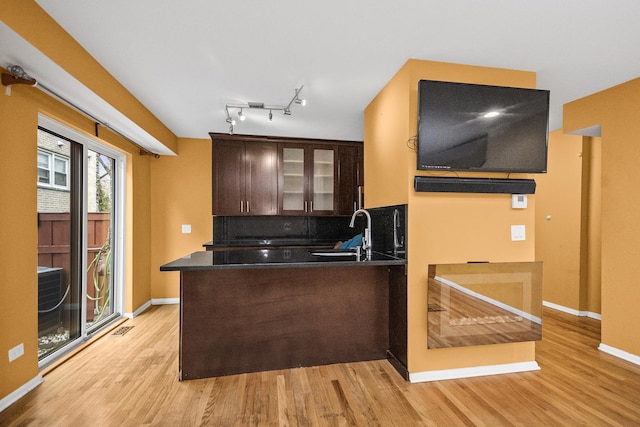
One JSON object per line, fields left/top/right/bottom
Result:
{"left": 349, "top": 208, "right": 372, "bottom": 257}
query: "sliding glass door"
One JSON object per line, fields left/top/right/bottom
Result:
{"left": 36, "top": 131, "right": 81, "bottom": 360}
{"left": 85, "top": 149, "right": 116, "bottom": 331}
{"left": 37, "top": 115, "right": 124, "bottom": 366}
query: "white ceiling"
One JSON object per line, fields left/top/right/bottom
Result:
{"left": 26, "top": 0, "right": 640, "bottom": 147}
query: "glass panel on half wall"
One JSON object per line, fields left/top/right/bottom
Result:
{"left": 427, "top": 262, "right": 543, "bottom": 349}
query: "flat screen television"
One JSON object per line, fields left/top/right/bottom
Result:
{"left": 417, "top": 80, "right": 550, "bottom": 173}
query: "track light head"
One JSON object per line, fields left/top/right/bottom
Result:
{"left": 223, "top": 85, "right": 304, "bottom": 129}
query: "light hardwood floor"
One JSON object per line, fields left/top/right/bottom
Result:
{"left": 2, "top": 304, "right": 640, "bottom": 426}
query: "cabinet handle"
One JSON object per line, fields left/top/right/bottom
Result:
{"left": 304, "top": 201, "right": 308, "bottom": 212}
{"left": 240, "top": 201, "right": 244, "bottom": 213}
{"left": 246, "top": 201, "right": 250, "bottom": 213}
{"left": 310, "top": 201, "right": 313, "bottom": 212}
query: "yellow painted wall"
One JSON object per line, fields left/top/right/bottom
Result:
{"left": 535, "top": 130, "right": 584, "bottom": 309}
{"left": 149, "top": 138, "right": 212, "bottom": 299}
{"left": 586, "top": 137, "right": 602, "bottom": 314}
{"left": 534, "top": 130, "right": 602, "bottom": 316}
{"left": 0, "top": 2, "right": 174, "bottom": 402}
{"left": 0, "top": 82, "right": 40, "bottom": 402}
{"left": 365, "top": 59, "right": 538, "bottom": 374}
{"left": 564, "top": 78, "right": 640, "bottom": 356}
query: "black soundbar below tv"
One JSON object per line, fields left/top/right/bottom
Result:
{"left": 414, "top": 176, "right": 536, "bottom": 194}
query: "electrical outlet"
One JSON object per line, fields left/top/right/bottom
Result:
{"left": 181, "top": 224, "right": 192, "bottom": 234}
{"left": 8, "top": 343, "right": 24, "bottom": 362}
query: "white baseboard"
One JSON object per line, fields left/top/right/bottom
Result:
{"left": 123, "top": 300, "right": 152, "bottom": 318}
{"left": 151, "top": 298, "right": 180, "bottom": 305}
{"left": 599, "top": 343, "right": 640, "bottom": 366}
{"left": 0, "top": 375, "right": 43, "bottom": 413}
{"left": 409, "top": 361, "right": 540, "bottom": 383}
{"left": 543, "top": 300, "right": 601, "bottom": 320}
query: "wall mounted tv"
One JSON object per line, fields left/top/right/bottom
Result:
{"left": 417, "top": 80, "right": 550, "bottom": 173}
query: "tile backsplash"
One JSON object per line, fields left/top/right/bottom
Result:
{"left": 212, "top": 204, "right": 406, "bottom": 259}
{"left": 213, "top": 215, "right": 359, "bottom": 247}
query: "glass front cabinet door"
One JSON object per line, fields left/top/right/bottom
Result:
{"left": 279, "top": 144, "right": 336, "bottom": 215}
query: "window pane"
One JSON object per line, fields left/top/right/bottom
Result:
{"left": 54, "top": 172, "right": 67, "bottom": 187}
{"left": 38, "top": 168, "right": 50, "bottom": 184}
{"left": 38, "top": 152, "right": 50, "bottom": 169}
{"left": 54, "top": 157, "right": 66, "bottom": 173}
{"left": 38, "top": 152, "right": 51, "bottom": 184}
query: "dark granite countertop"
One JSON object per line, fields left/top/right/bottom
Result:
{"left": 202, "top": 239, "right": 337, "bottom": 248}
{"left": 160, "top": 248, "right": 406, "bottom": 271}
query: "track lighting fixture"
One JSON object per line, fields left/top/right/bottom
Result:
{"left": 224, "top": 86, "right": 305, "bottom": 134}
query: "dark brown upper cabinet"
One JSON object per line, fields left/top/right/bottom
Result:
{"left": 212, "top": 138, "right": 278, "bottom": 215}
{"left": 210, "top": 133, "right": 362, "bottom": 216}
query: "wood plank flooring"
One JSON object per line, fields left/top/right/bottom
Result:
{"left": 2, "top": 304, "right": 640, "bottom": 426}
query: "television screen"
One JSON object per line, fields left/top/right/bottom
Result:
{"left": 417, "top": 80, "right": 550, "bottom": 173}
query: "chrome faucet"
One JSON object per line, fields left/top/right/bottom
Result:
{"left": 349, "top": 208, "right": 372, "bottom": 258}
{"left": 393, "top": 208, "right": 404, "bottom": 254}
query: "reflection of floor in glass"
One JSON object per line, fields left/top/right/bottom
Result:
{"left": 448, "top": 314, "right": 523, "bottom": 326}
{"left": 38, "top": 328, "right": 70, "bottom": 358}
{"left": 428, "top": 278, "right": 541, "bottom": 349}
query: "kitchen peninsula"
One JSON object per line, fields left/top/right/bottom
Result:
{"left": 161, "top": 248, "right": 406, "bottom": 380}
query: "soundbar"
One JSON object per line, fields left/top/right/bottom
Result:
{"left": 414, "top": 176, "right": 536, "bottom": 194}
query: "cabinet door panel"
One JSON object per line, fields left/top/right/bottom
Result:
{"left": 281, "top": 147, "right": 306, "bottom": 212}
{"left": 310, "top": 148, "right": 335, "bottom": 214}
{"left": 245, "top": 142, "right": 278, "bottom": 215}
{"left": 336, "top": 145, "right": 358, "bottom": 215}
{"left": 213, "top": 141, "right": 245, "bottom": 215}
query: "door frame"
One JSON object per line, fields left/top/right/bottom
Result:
{"left": 37, "top": 113, "right": 126, "bottom": 367}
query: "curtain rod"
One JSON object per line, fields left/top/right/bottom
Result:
{"left": 2, "top": 66, "right": 160, "bottom": 158}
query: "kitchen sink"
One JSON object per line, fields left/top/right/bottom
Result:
{"left": 308, "top": 249, "right": 358, "bottom": 257}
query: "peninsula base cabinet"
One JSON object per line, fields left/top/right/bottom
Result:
{"left": 179, "top": 266, "right": 395, "bottom": 380}
{"left": 211, "top": 133, "right": 362, "bottom": 216}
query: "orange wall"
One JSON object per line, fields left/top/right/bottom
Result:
{"left": 564, "top": 78, "right": 640, "bottom": 355}
{"left": 0, "top": 82, "right": 40, "bottom": 401}
{"left": 586, "top": 137, "right": 602, "bottom": 314}
{"left": 534, "top": 130, "right": 602, "bottom": 316}
{"left": 365, "top": 59, "right": 538, "bottom": 374}
{"left": 0, "top": 76, "right": 157, "bottom": 402}
{"left": 0, "top": 2, "right": 172, "bottom": 402}
{"left": 149, "top": 138, "right": 212, "bottom": 299}
{"left": 535, "top": 130, "right": 584, "bottom": 309}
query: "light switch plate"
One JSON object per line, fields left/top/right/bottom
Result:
{"left": 511, "top": 225, "right": 526, "bottom": 241}
{"left": 181, "top": 224, "right": 192, "bottom": 234}
{"left": 8, "top": 343, "right": 24, "bottom": 362}
{"left": 512, "top": 194, "right": 528, "bottom": 209}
